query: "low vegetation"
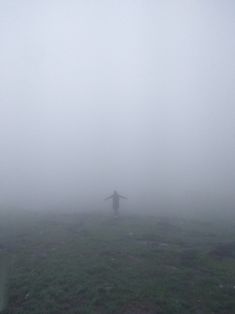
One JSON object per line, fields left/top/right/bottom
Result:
{"left": 0, "top": 210, "right": 235, "bottom": 313}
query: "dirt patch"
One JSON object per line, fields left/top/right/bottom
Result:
{"left": 179, "top": 249, "right": 198, "bottom": 266}
{"left": 210, "top": 242, "right": 235, "bottom": 260}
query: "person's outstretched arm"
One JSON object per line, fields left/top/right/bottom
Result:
{"left": 119, "top": 195, "right": 128, "bottom": 199}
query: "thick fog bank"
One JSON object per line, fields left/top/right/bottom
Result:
{"left": 0, "top": 1, "right": 234, "bottom": 214}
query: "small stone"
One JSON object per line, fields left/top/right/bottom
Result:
{"left": 25, "top": 293, "right": 30, "bottom": 299}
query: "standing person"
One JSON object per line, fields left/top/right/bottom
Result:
{"left": 104, "top": 190, "right": 127, "bottom": 217}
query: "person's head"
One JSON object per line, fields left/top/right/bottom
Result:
{"left": 113, "top": 190, "right": 118, "bottom": 195}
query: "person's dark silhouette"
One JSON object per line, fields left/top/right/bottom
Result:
{"left": 104, "top": 190, "right": 127, "bottom": 216}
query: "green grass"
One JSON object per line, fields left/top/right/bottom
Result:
{"left": 0, "top": 210, "right": 235, "bottom": 313}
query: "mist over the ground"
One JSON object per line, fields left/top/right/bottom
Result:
{"left": 0, "top": 1, "right": 234, "bottom": 213}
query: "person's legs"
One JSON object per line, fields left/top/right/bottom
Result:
{"left": 114, "top": 206, "right": 119, "bottom": 218}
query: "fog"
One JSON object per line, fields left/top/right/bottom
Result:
{"left": 0, "top": 1, "right": 234, "bottom": 214}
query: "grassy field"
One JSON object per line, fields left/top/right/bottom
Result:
{"left": 0, "top": 210, "right": 235, "bottom": 314}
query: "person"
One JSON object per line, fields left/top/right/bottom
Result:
{"left": 104, "top": 190, "right": 127, "bottom": 217}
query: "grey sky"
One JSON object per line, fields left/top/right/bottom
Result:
{"left": 0, "top": 1, "right": 234, "bottom": 210}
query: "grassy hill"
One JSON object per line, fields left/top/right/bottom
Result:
{"left": 0, "top": 210, "right": 235, "bottom": 313}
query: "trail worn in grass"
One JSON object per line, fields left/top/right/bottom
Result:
{"left": 0, "top": 211, "right": 235, "bottom": 313}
